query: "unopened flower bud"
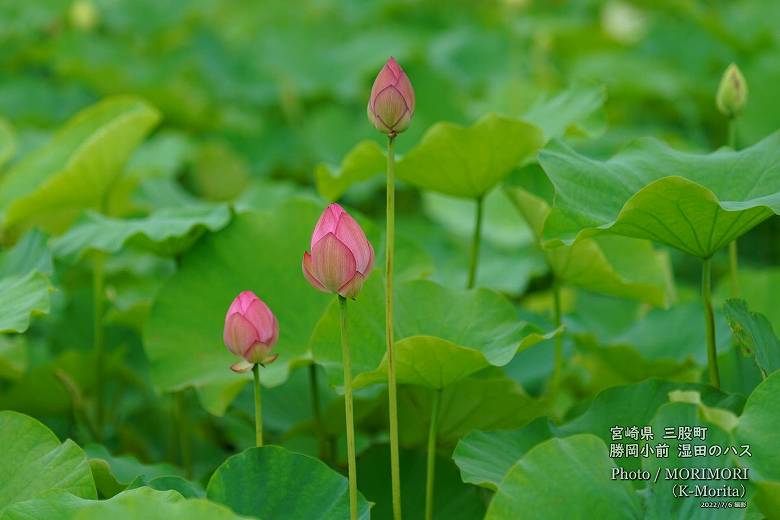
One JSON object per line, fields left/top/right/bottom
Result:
{"left": 303, "top": 204, "right": 374, "bottom": 299}
{"left": 716, "top": 63, "right": 748, "bottom": 118}
{"left": 367, "top": 57, "right": 415, "bottom": 136}
{"left": 223, "top": 291, "right": 279, "bottom": 372}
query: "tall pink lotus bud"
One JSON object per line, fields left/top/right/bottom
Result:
{"left": 223, "top": 291, "right": 279, "bottom": 372}
{"left": 302, "top": 204, "right": 375, "bottom": 299}
{"left": 367, "top": 57, "right": 415, "bottom": 136}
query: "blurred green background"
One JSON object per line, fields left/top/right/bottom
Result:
{"left": 2, "top": 1, "right": 780, "bottom": 515}
{"left": 4, "top": 0, "right": 780, "bottom": 263}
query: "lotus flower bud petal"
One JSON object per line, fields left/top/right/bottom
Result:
{"left": 367, "top": 57, "right": 415, "bottom": 136}
{"left": 310, "top": 233, "right": 357, "bottom": 292}
{"left": 303, "top": 204, "right": 375, "bottom": 298}
{"left": 717, "top": 63, "right": 748, "bottom": 118}
{"left": 223, "top": 291, "right": 279, "bottom": 368}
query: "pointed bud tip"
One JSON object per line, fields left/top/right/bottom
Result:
{"left": 368, "top": 57, "right": 415, "bottom": 135}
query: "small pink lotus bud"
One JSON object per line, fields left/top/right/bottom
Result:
{"left": 302, "top": 204, "right": 375, "bottom": 299}
{"left": 223, "top": 291, "right": 279, "bottom": 372}
{"left": 367, "top": 57, "right": 415, "bottom": 136}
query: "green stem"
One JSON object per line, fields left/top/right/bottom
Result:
{"left": 252, "top": 364, "right": 263, "bottom": 447}
{"left": 466, "top": 195, "right": 485, "bottom": 290}
{"left": 92, "top": 252, "right": 106, "bottom": 437}
{"left": 425, "top": 390, "right": 441, "bottom": 520}
{"left": 727, "top": 116, "right": 740, "bottom": 298}
{"left": 339, "top": 296, "right": 358, "bottom": 520}
{"left": 728, "top": 117, "right": 738, "bottom": 150}
{"left": 386, "top": 135, "right": 402, "bottom": 520}
{"left": 309, "top": 364, "right": 329, "bottom": 462}
{"left": 550, "top": 281, "right": 563, "bottom": 394}
{"left": 702, "top": 258, "right": 720, "bottom": 388}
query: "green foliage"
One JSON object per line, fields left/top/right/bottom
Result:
{"left": 0, "top": 411, "right": 96, "bottom": 513}
{"left": 2, "top": 1, "right": 780, "bottom": 517}
{"left": 0, "top": 230, "right": 52, "bottom": 334}
{"left": 311, "top": 275, "right": 557, "bottom": 390}
{"left": 452, "top": 417, "right": 555, "bottom": 490}
{"left": 0, "top": 97, "right": 160, "bottom": 241}
{"left": 734, "top": 370, "right": 780, "bottom": 482}
{"left": 145, "top": 199, "right": 332, "bottom": 414}
{"left": 724, "top": 298, "right": 780, "bottom": 376}
{"left": 1, "top": 487, "right": 247, "bottom": 520}
{"left": 85, "top": 444, "right": 184, "bottom": 498}
{"left": 540, "top": 133, "right": 780, "bottom": 258}
{"left": 485, "top": 434, "right": 643, "bottom": 520}
{"left": 505, "top": 165, "right": 674, "bottom": 306}
{"left": 51, "top": 205, "right": 231, "bottom": 259}
{"left": 206, "top": 446, "right": 370, "bottom": 519}
{"left": 396, "top": 113, "right": 544, "bottom": 199}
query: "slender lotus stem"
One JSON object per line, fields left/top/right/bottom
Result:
{"left": 252, "top": 364, "right": 263, "bottom": 447}
{"left": 425, "top": 389, "right": 442, "bottom": 520}
{"left": 550, "top": 281, "right": 563, "bottom": 395}
{"left": 338, "top": 296, "right": 358, "bottom": 520}
{"left": 466, "top": 195, "right": 485, "bottom": 290}
{"left": 728, "top": 117, "right": 738, "bottom": 150}
{"left": 702, "top": 258, "right": 720, "bottom": 388}
{"left": 92, "top": 251, "right": 106, "bottom": 436}
{"left": 727, "top": 117, "right": 740, "bottom": 298}
{"left": 385, "top": 135, "right": 402, "bottom": 520}
{"left": 309, "top": 364, "right": 329, "bottom": 461}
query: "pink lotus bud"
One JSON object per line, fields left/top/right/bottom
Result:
{"left": 367, "top": 57, "right": 415, "bottom": 136}
{"left": 223, "top": 291, "right": 279, "bottom": 372}
{"left": 302, "top": 204, "right": 375, "bottom": 299}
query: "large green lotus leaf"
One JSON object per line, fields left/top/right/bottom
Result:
{"left": 539, "top": 132, "right": 780, "bottom": 258}
{"left": 607, "top": 302, "right": 732, "bottom": 364}
{"left": 0, "top": 272, "right": 51, "bottom": 333}
{"left": 358, "top": 445, "right": 485, "bottom": 520}
{"left": 0, "top": 411, "right": 96, "bottom": 512}
{"left": 642, "top": 402, "right": 740, "bottom": 520}
{"left": 557, "top": 379, "right": 740, "bottom": 472}
{"left": 206, "top": 446, "right": 369, "bottom": 520}
{"left": 734, "top": 370, "right": 780, "bottom": 482}
{"left": 398, "top": 369, "right": 546, "bottom": 446}
{"left": 50, "top": 205, "right": 231, "bottom": 259}
{"left": 1, "top": 488, "right": 247, "bottom": 520}
{"left": 573, "top": 339, "right": 701, "bottom": 395}
{"left": 395, "top": 113, "right": 544, "bottom": 199}
{"left": 85, "top": 444, "right": 183, "bottom": 498}
{"left": 310, "top": 275, "right": 556, "bottom": 390}
{"left": 484, "top": 434, "right": 642, "bottom": 519}
{"left": 144, "top": 198, "right": 332, "bottom": 412}
{"left": 724, "top": 299, "right": 780, "bottom": 377}
{"left": 126, "top": 475, "right": 204, "bottom": 499}
{"left": 0, "top": 117, "right": 16, "bottom": 170}
{"left": 505, "top": 167, "right": 673, "bottom": 306}
{"left": 452, "top": 417, "right": 557, "bottom": 490}
{"left": 726, "top": 267, "right": 780, "bottom": 334}
{"left": 0, "top": 97, "right": 160, "bottom": 241}
{"left": 315, "top": 140, "right": 385, "bottom": 202}
{"left": 0, "top": 229, "right": 54, "bottom": 333}
{"left": 0, "top": 229, "right": 53, "bottom": 277}
{"left": 522, "top": 84, "right": 607, "bottom": 141}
